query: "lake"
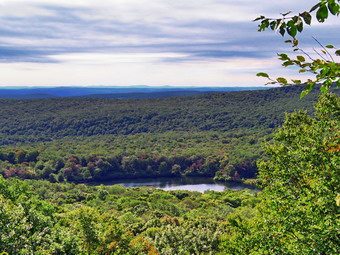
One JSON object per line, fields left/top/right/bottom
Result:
{"left": 103, "top": 177, "right": 259, "bottom": 193}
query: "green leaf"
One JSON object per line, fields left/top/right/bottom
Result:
{"left": 300, "top": 90, "right": 309, "bottom": 98}
{"left": 325, "top": 44, "right": 334, "bottom": 48}
{"left": 291, "top": 79, "right": 302, "bottom": 84}
{"left": 336, "top": 194, "right": 340, "bottom": 207}
{"left": 287, "top": 25, "right": 297, "bottom": 37}
{"left": 256, "top": 72, "right": 269, "bottom": 78}
{"left": 293, "top": 38, "right": 299, "bottom": 46}
{"left": 320, "top": 85, "right": 329, "bottom": 94}
{"left": 287, "top": 20, "right": 297, "bottom": 37}
{"left": 270, "top": 21, "right": 277, "bottom": 30}
{"left": 258, "top": 19, "right": 270, "bottom": 31}
{"left": 276, "top": 19, "right": 283, "bottom": 29}
{"left": 266, "top": 81, "right": 277, "bottom": 85}
{"left": 253, "top": 16, "right": 265, "bottom": 22}
{"left": 297, "top": 56, "right": 305, "bottom": 62}
{"left": 300, "top": 11, "right": 312, "bottom": 25}
{"left": 328, "top": 1, "right": 339, "bottom": 15}
{"left": 276, "top": 77, "right": 288, "bottom": 84}
{"left": 278, "top": 53, "right": 289, "bottom": 60}
{"left": 300, "top": 83, "right": 314, "bottom": 98}
{"left": 279, "top": 27, "right": 286, "bottom": 36}
{"left": 297, "top": 20, "right": 303, "bottom": 32}
{"left": 283, "top": 61, "right": 294, "bottom": 67}
{"left": 335, "top": 50, "right": 340, "bottom": 56}
{"left": 281, "top": 11, "right": 292, "bottom": 17}
{"left": 324, "top": 78, "right": 332, "bottom": 88}
{"left": 316, "top": 4, "right": 329, "bottom": 22}
{"left": 310, "top": 2, "right": 321, "bottom": 12}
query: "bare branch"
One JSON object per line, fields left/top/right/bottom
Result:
{"left": 312, "top": 37, "right": 335, "bottom": 62}
{"left": 313, "top": 48, "right": 328, "bottom": 62}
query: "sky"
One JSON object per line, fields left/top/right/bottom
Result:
{"left": 0, "top": 0, "right": 338, "bottom": 87}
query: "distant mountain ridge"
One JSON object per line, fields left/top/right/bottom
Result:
{"left": 0, "top": 85, "right": 335, "bottom": 145}
{"left": 0, "top": 86, "right": 271, "bottom": 99}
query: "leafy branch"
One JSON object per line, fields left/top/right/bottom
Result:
{"left": 254, "top": 0, "right": 340, "bottom": 98}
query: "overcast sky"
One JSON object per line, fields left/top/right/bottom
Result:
{"left": 0, "top": 0, "right": 338, "bottom": 87}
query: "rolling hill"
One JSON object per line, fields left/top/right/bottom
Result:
{"left": 0, "top": 85, "right": 324, "bottom": 145}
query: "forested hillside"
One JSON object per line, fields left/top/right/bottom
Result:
{"left": 0, "top": 86, "right": 331, "bottom": 183}
{"left": 0, "top": 86, "right": 321, "bottom": 145}
{"left": 0, "top": 131, "right": 264, "bottom": 182}
{"left": 2, "top": 91, "right": 337, "bottom": 254}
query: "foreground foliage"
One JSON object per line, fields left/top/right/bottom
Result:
{"left": 222, "top": 1, "right": 339, "bottom": 253}
{"left": 256, "top": 0, "right": 339, "bottom": 96}
{"left": 221, "top": 93, "right": 339, "bottom": 254}
{"left": 0, "top": 176, "right": 259, "bottom": 254}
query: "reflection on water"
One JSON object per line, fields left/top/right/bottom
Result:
{"left": 106, "top": 177, "right": 258, "bottom": 193}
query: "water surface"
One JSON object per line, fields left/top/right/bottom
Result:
{"left": 104, "top": 177, "right": 258, "bottom": 193}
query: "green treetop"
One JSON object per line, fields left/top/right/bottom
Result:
{"left": 220, "top": 1, "right": 340, "bottom": 254}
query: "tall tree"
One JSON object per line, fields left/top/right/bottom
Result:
{"left": 221, "top": 1, "right": 340, "bottom": 254}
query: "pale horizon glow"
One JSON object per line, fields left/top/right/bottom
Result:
{"left": 0, "top": 0, "right": 338, "bottom": 87}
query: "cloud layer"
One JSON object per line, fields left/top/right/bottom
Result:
{"left": 0, "top": 0, "right": 338, "bottom": 86}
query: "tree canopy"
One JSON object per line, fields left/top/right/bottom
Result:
{"left": 221, "top": 1, "right": 340, "bottom": 254}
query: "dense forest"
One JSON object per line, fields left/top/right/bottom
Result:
{"left": 0, "top": 176, "right": 260, "bottom": 254}
{"left": 0, "top": 86, "right": 330, "bottom": 183}
{"left": 1, "top": 0, "right": 339, "bottom": 253}
{"left": 0, "top": 131, "right": 263, "bottom": 182}
{"left": 1, "top": 92, "right": 338, "bottom": 254}
{"left": 0, "top": 86, "right": 319, "bottom": 144}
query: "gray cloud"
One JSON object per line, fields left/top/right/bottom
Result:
{"left": 0, "top": 1, "right": 338, "bottom": 64}
{"left": 0, "top": 46, "right": 60, "bottom": 63}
